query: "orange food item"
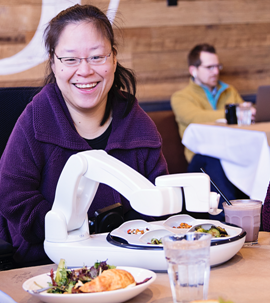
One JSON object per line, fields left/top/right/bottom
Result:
{"left": 127, "top": 228, "right": 149, "bottom": 234}
{"left": 173, "top": 222, "right": 192, "bottom": 229}
{"left": 79, "top": 268, "right": 135, "bottom": 293}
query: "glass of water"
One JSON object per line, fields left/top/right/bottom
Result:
{"left": 236, "top": 102, "right": 252, "bottom": 125}
{"left": 163, "top": 232, "right": 212, "bottom": 303}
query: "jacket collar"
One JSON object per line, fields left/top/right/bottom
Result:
{"left": 189, "top": 77, "right": 228, "bottom": 92}
{"left": 189, "top": 78, "right": 229, "bottom": 109}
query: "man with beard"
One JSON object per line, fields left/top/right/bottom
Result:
{"left": 171, "top": 44, "right": 247, "bottom": 220}
{"left": 171, "top": 43, "right": 244, "bottom": 163}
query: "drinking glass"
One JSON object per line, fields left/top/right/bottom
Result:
{"left": 223, "top": 200, "right": 262, "bottom": 244}
{"left": 163, "top": 232, "right": 212, "bottom": 303}
{"left": 236, "top": 102, "right": 252, "bottom": 126}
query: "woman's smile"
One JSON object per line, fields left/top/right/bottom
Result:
{"left": 73, "top": 82, "right": 100, "bottom": 94}
{"left": 74, "top": 82, "right": 98, "bottom": 89}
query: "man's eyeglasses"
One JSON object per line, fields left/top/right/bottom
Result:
{"left": 54, "top": 52, "right": 111, "bottom": 67}
{"left": 199, "top": 64, "right": 223, "bottom": 71}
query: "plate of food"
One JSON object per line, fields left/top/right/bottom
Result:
{"left": 22, "top": 259, "right": 156, "bottom": 303}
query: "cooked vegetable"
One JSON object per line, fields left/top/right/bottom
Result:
{"left": 216, "top": 226, "right": 227, "bottom": 234}
{"left": 149, "top": 238, "right": 162, "bottom": 245}
{"left": 195, "top": 225, "right": 229, "bottom": 238}
{"left": 207, "top": 227, "right": 221, "bottom": 238}
{"left": 196, "top": 227, "right": 208, "bottom": 233}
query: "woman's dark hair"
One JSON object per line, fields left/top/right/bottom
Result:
{"left": 43, "top": 4, "right": 136, "bottom": 125}
{"left": 188, "top": 43, "right": 216, "bottom": 67}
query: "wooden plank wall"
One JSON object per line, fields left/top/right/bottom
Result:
{"left": 0, "top": 0, "right": 270, "bottom": 102}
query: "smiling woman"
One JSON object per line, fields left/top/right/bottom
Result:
{"left": 0, "top": 4, "right": 168, "bottom": 268}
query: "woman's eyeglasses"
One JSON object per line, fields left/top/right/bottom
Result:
{"left": 54, "top": 52, "right": 111, "bottom": 67}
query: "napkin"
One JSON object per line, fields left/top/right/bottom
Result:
{"left": 0, "top": 290, "right": 17, "bottom": 303}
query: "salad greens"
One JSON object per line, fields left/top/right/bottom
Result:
{"left": 47, "top": 259, "right": 116, "bottom": 294}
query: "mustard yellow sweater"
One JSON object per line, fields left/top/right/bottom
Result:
{"left": 171, "top": 79, "right": 243, "bottom": 163}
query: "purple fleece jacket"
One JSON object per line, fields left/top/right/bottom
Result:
{"left": 262, "top": 184, "right": 270, "bottom": 231}
{"left": 0, "top": 84, "right": 168, "bottom": 264}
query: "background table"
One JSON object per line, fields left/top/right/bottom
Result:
{"left": 182, "top": 121, "right": 270, "bottom": 201}
{"left": 1, "top": 232, "right": 270, "bottom": 303}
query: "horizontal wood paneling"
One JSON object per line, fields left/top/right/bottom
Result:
{"left": 87, "top": 0, "right": 270, "bottom": 27}
{"left": 115, "top": 21, "right": 270, "bottom": 100}
{"left": 0, "top": 5, "right": 41, "bottom": 32}
{"left": 115, "top": 23, "right": 270, "bottom": 53}
{"left": 0, "top": 1, "right": 41, "bottom": 4}
{"left": 0, "top": 61, "right": 46, "bottom": 87}
{"left": 130, "top": 47, "right": 270, "bottom": 78}
{"left": 0, "top": 0, "right": 270, "bottom": 102}
{"left": 115, "top": 0, "right": 270, "bottom": 27}
{"left": 0, "top": 2, "right": 40, "bottom": 60}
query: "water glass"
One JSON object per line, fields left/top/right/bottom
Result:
{"left": 236, "top": 102, "right": 252, "bottom": 125}
{"left": 163, "top": 232, "right": 212, "bottom": 303}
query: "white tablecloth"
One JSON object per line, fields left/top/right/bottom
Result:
{"left": 182, "top": 123, "right": 270, "bottom": 201}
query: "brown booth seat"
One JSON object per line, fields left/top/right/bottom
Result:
{"left": 146, "top": 110, "right": 188, "bottom": 174}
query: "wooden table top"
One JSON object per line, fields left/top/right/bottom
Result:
{"left": 1, "top": 232, "right": 270, "bottom": 303}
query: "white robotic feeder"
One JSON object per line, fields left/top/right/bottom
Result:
{"left": 44, "top": 150, "right": 246, "bottom": 270}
